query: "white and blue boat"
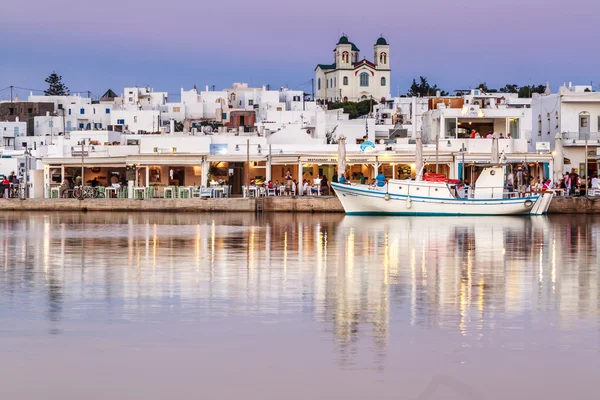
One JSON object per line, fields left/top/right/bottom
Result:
{"left": 331, "top": 166, "right": 553, "bottom": 216}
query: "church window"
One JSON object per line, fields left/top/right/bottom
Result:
{"left": 326, "top": 79, "right": 329, "bottom": 89}
{"left": 334, "top": 78, "right": 336, "bottom": 87}
{"left": 343, "top": 77, "right": 348, "bottom": 86}
{"left": 380, "top": 53, "right": 387, "bottom": 64}
{"left": 360, "top": 72, "right": 369, "bottom": 87}
{"left": 381, "top": 77, "right": 386, "bottom": 86}
{"left": 318, "top": 78, "right": 321, "bottom": 90}
{"left": 342, "top": 51, "right": 349, "bottom": 63}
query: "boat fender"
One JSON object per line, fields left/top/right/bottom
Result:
{"left": 406, "top": 196, "right": 412, "bottom": 209}
{"left": 524, "top": 199, "right": 533, "bottom": 208}
{"left": 384, "top": 193, "right": 391, "bottom": 201}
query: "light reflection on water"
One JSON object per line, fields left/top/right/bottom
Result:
{"left": 0, "top": 212, "right": 599, "bottom": 399}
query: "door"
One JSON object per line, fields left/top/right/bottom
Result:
{"left": 579, "top": 114, "right": 590, "bottom": 139}
{"left": 239, "top": 116, "right": 245, "bottom": 127}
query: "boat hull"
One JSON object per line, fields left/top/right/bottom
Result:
{"left": 331, "top": 183, "right": 551, "bottom": 216}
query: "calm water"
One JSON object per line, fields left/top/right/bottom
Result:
{"left": 0, "top": 212, "right": 599, "bottom": 399}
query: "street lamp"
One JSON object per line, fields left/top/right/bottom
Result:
{"left": 20, "top": 148, "right": 32, "bottom": 200}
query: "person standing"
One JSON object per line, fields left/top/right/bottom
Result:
{"left": 569, "top": 168, "right": 579, "bottom": 196}
{"left": 376, "top": 171, "right": 387, "bottom": 187}
{"left": 339, "top": 173, "right": 347, "bottom": 185}
{"left": 516, "top": 167, "right": 526, "bottom": 198}
{"left": 360, "top": 172, "right": 367, "bottom": 185}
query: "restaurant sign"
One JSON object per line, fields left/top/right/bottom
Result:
{"left": 71, "top": 151, "right": 89, "bottom": 157}
{"left": 536, "top": 142, "right": 550, "bottom": 152}
{"left": 154, "top": 147, "right": 176, "bottom": 154}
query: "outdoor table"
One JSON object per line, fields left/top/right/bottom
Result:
{"left": 212, "top": 187, "right": 225, "bottom": 198}
{"left": 105, "top": 187, "right": 117, "bottom": 198}
{"left": 249, "top": 186, "right": 258, "bottom": 197}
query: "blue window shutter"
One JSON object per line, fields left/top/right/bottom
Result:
{"left": 106, "top": 108, "right": 110, "bottom": 114}
{"left": 68, "top": 109, "right": 72, "bottom": 115}
{"left": 80, "top": 108, "right": 85, "bottom": 114}
{"left": 79, "top": 123, "right": 84, "bottom": 129}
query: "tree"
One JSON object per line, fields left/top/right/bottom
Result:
{"left": 499, "top": 84, "right": 519, "bottom": 94}
{"left": 476, "top": 82, "right": 498, "bottom": 93}
{"left": 44, "top": 72, "right": 69, "bottom": 96}
{"left": 518, "top": 84, "right": 546, "bottom": 98}
{"left": 407, "top": 76, "right": 448, "bottom": 97}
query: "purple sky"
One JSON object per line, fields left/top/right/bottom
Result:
{"left": 1, "top": 0, "right": 599, "bottom": 100}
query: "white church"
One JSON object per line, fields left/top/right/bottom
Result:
{"left": 315, "top": 35, "right": 391, "bottom": 103}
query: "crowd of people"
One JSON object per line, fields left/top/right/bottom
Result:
{"left": 469, "top": 129, "right": 512, "bottom": 139}
{"left": 0, "top": 172, "right": 20, "bottom": 198}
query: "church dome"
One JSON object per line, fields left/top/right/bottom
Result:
{"left": 337, "top": 35, "right": 350, "bottom": 45}
{"left": 375, "top": 36, "right": 388, "bottom": 46}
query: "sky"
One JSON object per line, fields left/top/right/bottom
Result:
{"left": 1, "top": 0, "right": 599, "bottom": 100}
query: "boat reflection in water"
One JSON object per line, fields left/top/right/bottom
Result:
{"left": 0, "top": 213, "right": 599, "bottom": 399}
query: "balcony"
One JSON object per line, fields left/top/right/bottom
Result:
{"left": 562, "top": 132, "right": 600, "bottom": 145}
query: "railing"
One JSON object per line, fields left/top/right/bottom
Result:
{"left": 562, "top": 132, "right": 600, "bottom": 141}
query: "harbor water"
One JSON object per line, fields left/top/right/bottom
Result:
{"left": 1, "top": 212, "right": 599, "bottom": 399}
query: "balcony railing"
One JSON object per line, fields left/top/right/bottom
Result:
{"left": 562, "top": 132, "right": 600, "bottom": 141}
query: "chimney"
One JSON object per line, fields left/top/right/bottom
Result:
{"left": 436, "top": 90, "right": 441, "bottom": 97}
{"left": 569, "top": 81, "right": 572, "bottom": 88}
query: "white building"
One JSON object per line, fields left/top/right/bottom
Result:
{"left": 1, "top": 121, "right": 27, "bottom": 150}
{"left": 315, "top": 35, "right": 391, "bottom": 102}
{"left": 531, "top": 83, "right": 600, "bottom": 176}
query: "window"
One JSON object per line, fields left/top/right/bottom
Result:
{"left": 8, "top": 108, "right": 14, "bottom": 115}
{"left": 537, "top": 115, "right": 542, "bottom": 136}
{"left": 93, "top": 108, "right": 96, "bottom": 115}
{"left": 36, "top": 121, "right": 40, "bottom": 128}
{"left": 555, "top": 111, "right": 559, "bottom": 129}
{"left": 360, "top": 72, "right": 369, "bottom": 87}
{"left": 379, "top": 53, "right": 387, "bottom": 64}
{"left": 342, "top": 51, "right": 349, "bottom": 63}
{"left": 13, "top": 126, "right": 19, "bottom": 135}
{"left": 248, "top": 100, "right": 254, "bottom": 106}
{"left": 106, "top": 108, "right": 111, "bottom": 114}
{"left": 27, "top": 108, "right": 33, "bottom": 114}
{"left": 381, "top": 77, "right": 386, "bottom": 86}
{"left": 128, "top": 97, "right": 133, "bottom": 102}
{"left": 334, "top": 77, "right": 336, "bottom": 87}
{"left": 133, "top": 116, "right": 138, "bottom": 123}
{"left": 79, "top": 123, "right": 84, "bottom": 129}
{"left": 581, "top": 117, "right": 588, "bottom": 128}
{"left": 80, "top": 108, "right": 85, "bottom": 114}
{"left": 117, "top": 119, "right": 125, "bottom": 125}
{"left": 326, "top": 79, "right": 329, "bottom": 89}
{"left": 318, "top": 78, "right": 321, "bottom": 90}
{"left": 66, "top": 121, "right": 72, "bottom": 131}
{"left": 58, "top": 104, "right": 63, "bottom": 110}
{"left": 49, "top": 121, "right": 53, "bottom": 128}
{"left": 68, "top": 109, "right": 72, "bottom": 115}
{"left": 173, "top": 107, "right": 181, "bottom": 113}
{"left": 547, "top": 113, "right": 550, "bottom": 134}
{"left": 343, "top": 76, "right": 348, "bottom": 86}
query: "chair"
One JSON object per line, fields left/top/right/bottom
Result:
{"left": 191, "top": 187, "right": 202, "bottom": 198}
{"left": 164, "top": 187, "right": 175, "bottom": 199}
{"left": 200, "top": 188, "right": 213, "bottom": 198}
{"left": 50, "top": 186, "right": 61, "bottom": 199}
{"left": 242, "top": 185, "right": 247, "bottom": 198}
{"left": 145, "top": 186, "right": 154, "bottom": 199}
{"left": 267, "top": 187, "right": 276, "bottom": 196}
{"left": 259, "top": 187, "right": 266, "bottom": 197}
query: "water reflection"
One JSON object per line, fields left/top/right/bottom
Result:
{"left": 1, "top": 212, "right": 599, "bottom": 364}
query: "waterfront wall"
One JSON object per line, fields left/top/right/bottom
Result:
{"left": 1, "top": 196, "right": 599, "bottom": 214}
{"left": 0, "top": 197, "right": 345, "bottom": 213}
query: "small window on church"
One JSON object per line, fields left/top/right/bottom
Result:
{"left": 318, "top": 78, "right": 321, "bottom": 90}
{"left": 343, "top": 77, "right": 348, "bottom": 86}
{"left": 381, "top": 77, "right": 386, "bottom": 86}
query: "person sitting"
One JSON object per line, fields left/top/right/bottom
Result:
{"left": 302, "top": 180, "right": 309, "bottom": 196}
{"left": 360, "top": 173, "right": 367, "bottom": 185}
{"left": 542, "top": 179, "right": 551, "bottom": 191}
{"left": 284, "top": 179, "right": 293, "bottom": 195}
{"left": 499, "top": 132, "right": 505, "bottom": 139}
{"left": 91, "top": 177, "right": 99, "bottom": 188}
{"left": 339, "top": 173, "right": 347, "bottom": 185}
{"left": 486, "top": 133, "right": 493, "bottom": 138}
{"left": 60, "top": 178, "right": 70, "bottom": 198}
{"left": 376, "top": 172, "right": 386, "bottom": 187}
{"left": 0, "top": 176, "right": 9, "bottom": 198}
{"left": 267, "top": 181, "right": 274, "bottom": 189}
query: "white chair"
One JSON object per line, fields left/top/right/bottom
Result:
{"left": 267, "top": 188, "right": 276, "bottom": 196}
{"left": 191, "top": 187, "right": 201, "bottom": 198}
{"left": 200, "top": 188, "right": 213, "bottom": 198}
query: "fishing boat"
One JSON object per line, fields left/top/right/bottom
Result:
{"left": 331, "top": 166, "right": 553, "bottom": 216}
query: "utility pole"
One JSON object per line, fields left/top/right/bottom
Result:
{"left": 311, "top": 78, "right": 314, "bottom": 101}
{"left": 10, "top": 86, "right": 13, "bottom": 102}
{"left": 435, "top": 134, "right": 439, "bottom": 173}
{"left": 246, "top": 139, "right": 250, "bottom": 197}
{"left": 81, "top": 141, "right": 85, "bottom": 191}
